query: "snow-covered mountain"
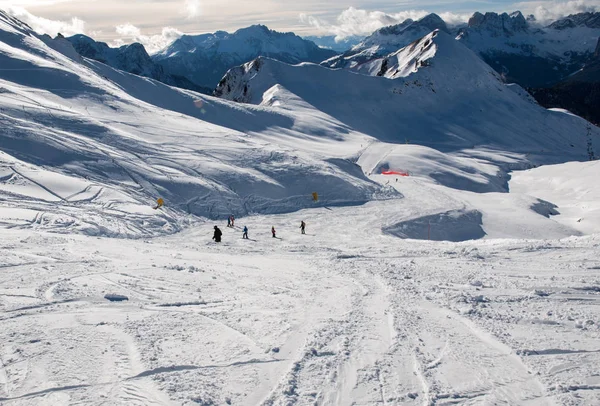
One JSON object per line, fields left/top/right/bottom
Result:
{"left": 3, "top": 11, "right": 600, "bottom": 404}
{"left": 531, "top": 37, "right": 600, "bottom": 125}
{"left": 322, "top": 13, "right": 448, "bottom": 69}
{"left": 456, "top": 11, "right": 600, "bottom": 87}
{"left": 66, "top": 34, "right": 210, "bottom": 93}
{"left": 1, "top": 7, "right": 599, "bottom": 238}
{"left": 0, "top": 10, "right": 384, "bottom": 235}
{"left": 217, "top": 29, "right": 598, "bottom": 165}
{"left": 152, "top": 25, "right": 337, "bottom": 90}
{"left": 302, "top": 35, "right": 364, "bottom": 52}
{"left": 548, "top": 11, "right": 600, "bottom": 30}
{"left": 322, "top": 11, "right": 600, "bottom": 88}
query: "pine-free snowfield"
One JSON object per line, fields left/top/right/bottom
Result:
{"left": 1, "top": 11, "right": 600, "bottom": 405}
{"left": 1, "top": 198, "right": 599, "bottom": 406}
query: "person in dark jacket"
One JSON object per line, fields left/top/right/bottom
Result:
{"left": 271, "top": 226, "right": 276, "bottom": 238}
{"left": 243, "top": 226, "right": 248, "bottom": 239}
{"left": 213, "top": 226, "right": 222, "bottom": 242}
{"left": 300, "top": 221, "right": 306, "bottom": 234}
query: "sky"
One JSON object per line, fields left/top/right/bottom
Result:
{"left": 1, "top": 0, "right": 598, "bottom": 53}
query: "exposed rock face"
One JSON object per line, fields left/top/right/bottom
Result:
{"left": 153, "top": 25, "right": 337, "bottom": 90}
{"left": 66, "top": 34, "right": 209, "bottom": 93}
{"left": 549, "top": 12, "right": 600, "bottom": 30}
{"left": 466, "top": 11, "right": 528, "bottom": 35}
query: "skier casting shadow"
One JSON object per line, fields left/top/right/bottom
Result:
{"left": 213, "top": 226, "right": 222, "bottom": 243}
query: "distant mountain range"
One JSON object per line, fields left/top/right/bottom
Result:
{"left": 54, "top": 10, "right": 600, "bottom": 124}
{"left": 322, "top": 13, "right": 450, "bottom": 70}
{"left": 302, "top": 35, "right": 364, "bottom": 52}
{"left": 323, "top": 11, "right": 600, "bottom": 88}
{"left": 152, "top": 25, "right": 336, "bottom": 91}
{"left": 66, "top": 34, "right": 211, "bottom": 93}
{"left": 456, "top": 11, "right": 600, "bottom": 87}
{"left": 530, "top": 37, "right": 600, "bottom": 125}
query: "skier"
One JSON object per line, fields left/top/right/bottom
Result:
{"left": 272, "top": 226, "right": 276, "bottom": 238}
{"left": 243, "top": 226, "right": 248, "bottom": 239}
{"left": 213, "top": 226, "right": 222, "bottom": 243}
{"left": 300, "top": 221, "right": 306, "bottom": 234}
{"left": 227, "top": 216, "right": 231, "bottom": 228}
{"left": 231, "top": 215, "right": 235, "bottom": 228}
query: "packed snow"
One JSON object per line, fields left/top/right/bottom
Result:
{"left": 1, "top": 9, "right": 600, "bottom": 406}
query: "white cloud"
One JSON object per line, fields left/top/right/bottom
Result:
{"left": 184, "top": 0, "right": 202, "bottom": 18}
{"left": 4, "top": 6, "right": 85, "bottom": 37}
{"left": 300, "top": 7, "right": 470, "bottom": 40}
{"left": 515, "top": 0, "right": 600, "bottom": 24}
{"left": 112, "top": 24, "right": 183, "bottom": 53}
{"left": 116, "top": 23, "right": 141, "bottom": 37}
{"left": 438, "top": 11, "right": 471, "bottom": 26}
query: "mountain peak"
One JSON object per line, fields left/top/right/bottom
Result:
{"left": 153, "top": 24, "right": 336, "bottom": 90}
{"left": 235, "top": 24, "right": 271, "bottom": 35}
{"left": 467, "top": 11, "right": 528, "bottom": 34}
{"left": 419, "top": 13, "right": 447, "bottom": 28}
{"left": 377, "top": 13, "right": 448, "bottom": 37}
{"left": 548, "top": 12, "right": 600, "bottom": 30}
{"left": 0, "top": 9, "right": 34, "bottom": 35}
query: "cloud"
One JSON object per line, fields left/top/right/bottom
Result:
{"left": 300, "top": 7, "right": 470, "bottom": 40}
{"left": 116, "top": 23, "right": 141, "bottom": 37}
{"left": 4, "top": 6, "right": 85, "bottom": 37}
{"left": 184, "top": 0, "right": 201, "bottom": 18}
{"left": 515, "top": 0, "right": 600, "bottom": 24}
{"left": 112, "top": 24, "right": 183, "bottom": 53}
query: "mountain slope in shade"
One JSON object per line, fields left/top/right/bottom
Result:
{"left": 324, "top": 11, "right": 600, "bottom": 88}
{"left": 66, "top": 34, "right": 210, "bottom": 93}
{"left": 0, "top": 10, "right": 386, "bottom": 234}
{"left": 549, "top": 11, "right": 600, "bottom": 30}
{"left": 302, "top": 35, "right": 364, "bottom": 52}
{"left": 216, "top": 30, "right": 599, "bottom": 165}
{"left": 456, "top": 11, "right": 600, "bottom": 87}
{"left": 152, "top": 25, "right": 337, "bottom": 90}
{"left": 530, "top": 38, "right": 600, "bottom": 125}
{"left": 322, "top": 13, "right": 448, "bottom": 69}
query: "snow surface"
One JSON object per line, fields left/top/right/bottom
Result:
{"left": 1, "top": 10, "right": 600, "bottom": 405}
{"left": 323, "top": 12, "right": 600, "bottom": 88}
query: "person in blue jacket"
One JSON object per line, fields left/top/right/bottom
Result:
{"left": 243, "top": 226, "right": 248, "bottom": 239}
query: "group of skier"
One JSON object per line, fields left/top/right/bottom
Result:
{"left": 213, "top": 220, "right": 306, "bottom": 242}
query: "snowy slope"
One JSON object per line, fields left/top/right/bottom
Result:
{"left": 152, "top": 25, "right": 337, "bottom": 90}
{"left": 1, "top": 10, "right": 600, "bottom": 406}
{"left": 322, "top": 13, "right": 448, "bottom": 70}
{"left": 66, "top": 34, "right": 208, "bottom": 93}
{"left": 217, "top": 30, "right": 599, "bottom": 158}
{"left": 510, "top": 160, "right": 600, "bottom": 235}
{"left": 0, "top": 10, "right": 388, "bottom": 236}
{"left": 302, "top": 34, "right": 364, "bottom": 52}
{"left": 1, "top": 196, "right": 599, "bottom": 405}
{"left": 323, "top": 11, "right": 600, "bottom": 88}
{"left": 456, "top": 11, "right": 600, "bottom": 87}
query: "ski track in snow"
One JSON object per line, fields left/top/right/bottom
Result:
{"left": 0, "top": 213, "right": 599, "bottom": 405}
{"left": 1, "top": 10, "right": 600, "bottom": 406}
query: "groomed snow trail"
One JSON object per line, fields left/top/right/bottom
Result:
{"left": 1, "top": 205, "right": 599, "bottom": 405}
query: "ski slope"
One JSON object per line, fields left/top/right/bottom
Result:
{"left": 1, "top": 9, "right": 600, "bottom": 406}
{"left": 1, "top": 201, "right": 599, "bottom": 405}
